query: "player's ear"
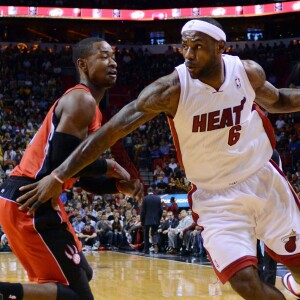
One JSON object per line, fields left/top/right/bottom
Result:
{"left": 217, "top": 40, "right": 226, "bottom": 54}
{"left": 77, "top": 58, "right": 87, "bottom": 72}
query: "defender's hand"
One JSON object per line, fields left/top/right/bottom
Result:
{"left": 106, "top": 159, "right": 130, "bottom": 181}
{"left": 17, "top": 175, "right": 62, "bottom": 214}
{"left": 116, "top": 179, "right": 144, "bottom": 204}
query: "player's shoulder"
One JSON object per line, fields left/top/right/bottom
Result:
{"left": 60, "top": 87, "right": 96, "bottom": 108}
{"left": 241, "top": 59, "right": 266, "bottom": 89}
{"left": 156, "top": 70, "right": 180, "bottom": 88}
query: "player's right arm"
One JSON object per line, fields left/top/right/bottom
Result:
{"left": 17, "top": 71, "right": 181, "bottom": 210}
{"left": 55, "top": 70, "right": 180, "bottom": 180}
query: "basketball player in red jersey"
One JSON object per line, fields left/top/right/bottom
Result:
{"left": 0, "top": 37, "right": 142, "bottom": 300}
{"left": 19, "top": 19, "right": 300, "bottom": 299}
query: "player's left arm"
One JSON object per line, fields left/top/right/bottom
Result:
{"left": 17, "top": 71, "right": 180, "bottom": 212}
{"left": 243, "top": 60, "right": 300, "bottom": 113}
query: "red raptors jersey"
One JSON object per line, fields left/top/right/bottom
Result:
{"left": 11, "top": 84, "right": 102, "bottom": 190}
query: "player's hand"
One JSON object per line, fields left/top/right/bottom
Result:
{"left": 16, "top": 174, "right": 62, "bottom": 214}
{"left": 116, "top": 179, "right": 144, "bottom": 204}
{"left": 106, "top": 159, "right": 130, "bottom": 181}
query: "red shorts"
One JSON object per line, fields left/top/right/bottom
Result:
{"left": 0, "top": 177, "right": 82, "bottom": 285}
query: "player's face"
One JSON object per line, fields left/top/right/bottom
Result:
{"left": 86, "top": 41, "right": 117, "bottom": 88}
{"left": 182, "top": 31, "right": 219, "bottom": 79}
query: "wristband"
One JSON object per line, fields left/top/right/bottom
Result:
{"left": 51, "top": 172, "right": 64, "bottom": 184}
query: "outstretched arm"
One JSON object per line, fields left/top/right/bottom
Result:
{"left": 243, "top": 60, "right": 300, "bottom": 113}
{"left": 17, "top": 71, "right": 180, "bottom": 211}
{"left": 55, "top": 71, "right": 180, "bottom": 181}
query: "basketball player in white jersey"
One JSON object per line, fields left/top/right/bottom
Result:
{"left": 18, "top": 18, "right": 300, "bottom": 299}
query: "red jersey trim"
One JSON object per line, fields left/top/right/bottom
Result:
{"left": 187, "top": 184, "right": 200, "bottom": 224}
{"left": 167, "top": 117, "right": 184, "bottom": 170}
{"left": 270, "top": 160, "right": 300, "bottom": 210}
{"left": 252, "top": 103, "right": 276, "bottom": 149}
{"left": 265, "top": 246, "right": 300, "bottom": 266}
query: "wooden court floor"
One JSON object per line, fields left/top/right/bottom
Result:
{"left": 0, "top": 251, "right": 296, "bottom": 299}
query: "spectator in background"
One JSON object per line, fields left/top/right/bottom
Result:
{"left": 161, "top": 161, "right": 172, "bottom": 177}
{"left": 141, "top": 187, "right": 163, "bottom": 254}
{"left": 275, "top": 115, "right": 286, "bottom": 130}
{"left": 0, "top": 232, "right": 11, "bottom": 252}
{"left": 79, "top": 222, "right": 97, "bottom": 251}
{"left": 158, "top": 211, "right": 179, "bottom": 252}
{"left": 168, "top": 157, "right": 178, "bottom": 172}
{"left": 72, "top": 214, "right": 85, "bottom": 235}
{"left": 168, "top": 196, "right": 179, "bottom": 219}
{"left": 128, "top": 215, "right": 144, "bottom": 250}
{"left": 95, "top": 214, "right": 113, "bottom": 250}
{"left": 167, "top": 210, "right": 193, "bottom": 254}
{"left": 189, "top": 224, "right": 206, "bottom": 257}
{"left": 111, "top": 215, "right": 124, "bottom": 248}
{"left": 5, "top": 164, "right": 14, "bottom": 177}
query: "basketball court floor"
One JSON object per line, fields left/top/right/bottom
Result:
{"left": 0, "top": 251, "right": 295, "bottom": 299}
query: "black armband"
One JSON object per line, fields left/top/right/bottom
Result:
{"left": 77, "top": 176, "right": 119, "bottom": 194}
{"left": 50, "top": 131, "right": 107, "bottom": 177}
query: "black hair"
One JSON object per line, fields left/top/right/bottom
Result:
{"left": 198, "top": 17, "right": 224, "bottom": 31}
{"left": 72, "top": 37, "right": 104, "bottom": 69}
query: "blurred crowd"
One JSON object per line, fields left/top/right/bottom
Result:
{"left": 0, "top": 39, "right": 300, "bottom": 256}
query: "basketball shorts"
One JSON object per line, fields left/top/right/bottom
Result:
{"left": 189, "top": 161, "right": 300, "bottom": 283}
{"left": 0, "top": 176, "right": 93, "bottom": 298}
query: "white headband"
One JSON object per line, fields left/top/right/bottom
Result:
{"left": 181, "top": 20, "right": 226, "bottom": 42}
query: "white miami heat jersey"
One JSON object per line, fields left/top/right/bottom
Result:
{"left": 170, "top": 54, "right": 275, "bottom": 190}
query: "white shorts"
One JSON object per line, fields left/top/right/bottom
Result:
{"left": 189, "top": 161, "right": 300, "bottom": 283}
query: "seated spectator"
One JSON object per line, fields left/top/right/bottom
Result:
{"left": 112, "top": 216, "right": 124, "bottom": 248}
{"left": 189, "top": 224, "right": 206, "bottom": 257}
{"left": 167, "top": 210, "right": 193, "bottom": 254}
{"left": 150, "top": 144, "right": 162, "bottom": 161}
{"left": 127, "top": 215, "right": 144, "bottom": 250}
{"left": 161, "top": 161, "right": 172, "bottom": 177}
{"left": 76, "top": 202, "right": 86, "bottom": 218}
{"left": 105, "top": 204, "right": 114, "bottom": 221}
{"left": 84, "top": 215, "right": 96, "bottom": 229}
{"left": 5, "top": 164, "right": 14, "bottom": 177}
{"left": 159, "top": 140, "right": 170, "bottom": 157}
{"left": 158, "top": 211, "right": 179, "bottom": 252}
{"left": 136, "top": 145, "right": 151, "bottom": 170}
{"left": 78, "top": 222, "right": 97, "bottom": 251}
{"left": 168, "top": 158, "right": 178, "bottom": 172}
{"left": 154, "top": 176, "right": 169, "bottom": 194}
{"left": 275, "top": 115, "right": 286, "bottom": 130}
{"left": 95, "top": 214, "right": 113, "bottom": 250}
{"left": 153, "top": 164, "right": 162, "bottom": 180}
{"left": 72, "top": 214, "right": 85, "bottom": 235}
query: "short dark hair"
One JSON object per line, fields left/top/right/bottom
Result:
{"left": 72, "top": 37, "right": 104, "bottom": 68}
{"left": 199, "top": 17, "right": 223, "bottom": 31}
{"left": 147, "top": 187, "right": 154, "bottom": 194}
